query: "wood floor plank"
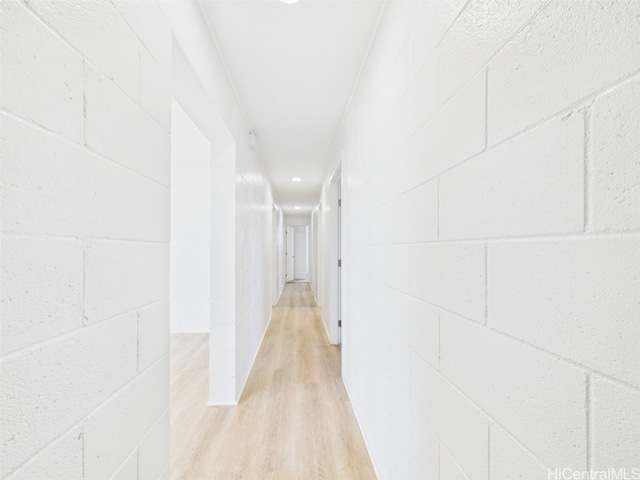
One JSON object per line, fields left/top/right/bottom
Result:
{"left": 170, "top": 282, "right": 376, "bottom": 480}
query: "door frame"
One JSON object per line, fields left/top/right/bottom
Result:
{"left": 285, "top": 225, "right": 295, "bottom": 282}
{"left": 329, "top": 165, "right": 342, "bottom": 346}
{"left": 293, "top": 225, "right": 309, "bottom": 281}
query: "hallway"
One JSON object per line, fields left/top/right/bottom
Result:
{"left": 3, "top": 1, "right": 640, "bottom": 478}
{"left": 171, "top": 283, "right": 376, "bottom": 480}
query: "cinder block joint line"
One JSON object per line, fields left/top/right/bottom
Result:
{"left": 486, "top": 326, "right": 640, "bottom": 393}
{"left": 372, "top": 275, "right": 640, "bottom": 394}
{"left": 0, "top": 298, "right": 169, "bottom": 362}
{"left": 18, "top": 0, "right": 141, "bottom": 111}
{"left": 364, "top": 229, "right": 640, "bottom": 248}
{"left": 113, "top": 406, "right": 170, "bottom": 480}
{"left": 1, "top": 110, "right": 170, "bottom": 189}
{"left": 0, "top": 232, "right": 170, "bottom": 246}
{"left": 487, "top": 66, "right": 640, "bottom": 149}
{"left": 2, "top": 354, "right": 169, "bottom": 480}
{"left": 407, "top": 353, "right": 550, "bottom": 476}
{"left": 437, "top": 0, "right": 549, "bottom": 111}
{"left": 583, "top": 108, "right": 591, "bottom": 233}
{"left": 405, "top": 380, "right": 480, "bottom": 479}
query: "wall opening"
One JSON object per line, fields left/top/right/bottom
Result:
{"left": 170, "top": 99, "right": 211, "bottom": 333}
{"left": 171, "top": 37, "right": 237, "bottom": 406}
{"left": 285, "top": 225, "right": 295, "bottom": 282}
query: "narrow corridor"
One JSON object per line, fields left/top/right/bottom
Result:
{"left": 170, "top": 283, "right": 376, "bottom": 479}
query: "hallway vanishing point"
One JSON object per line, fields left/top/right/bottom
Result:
{"left": 170, "top": 283, "right": 376, "bottom": 480}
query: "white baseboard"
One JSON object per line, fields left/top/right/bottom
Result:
{"left": 343, "top": 379, "right": 382, "bottom": 480}
{"left": 234, "top": 312, "right": 274, "bottom": 402}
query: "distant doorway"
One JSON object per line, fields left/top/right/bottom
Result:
{"left": 293, "top": 226, "right": 309, "bottom": 281}
{"left": 285, "top": 225, "right": 295, "bottom": 282}
{"left": 285, "top": 225, "right": 309, "bottom": 282}
{"left": 328, "top": 164, "right": 342, "bottom": 346}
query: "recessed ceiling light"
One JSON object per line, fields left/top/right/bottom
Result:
{"left": 294, "top": 206, "right": 301, "bottom": 210}
{"left": 292, "top": 177, "right": 301, "bottom": 182}
{"left": 280, "top": 0, "right": 299, "bottom": 4}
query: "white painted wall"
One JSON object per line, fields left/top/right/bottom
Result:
{"left": 309, "top": 208, "right": 319, "bottom": 303}
{"left": 1, "top": 1, "right": 171, "bottom": 478}
{"left": 272, "top": 205, "right": 285, "bottom": 305}
{"left": 160, "top": 1, "right": 274, "bottom": 403}
{"left": 293, "top": 226, "right": 308, "bottom": 280}
{"left": 170, "top": 99, "right": 211, "bottom": 333}
{"left": 283, "top": 214, "right": 310, "bottom": 225}
{"left": 316, "top": 1, "right": 640, "bottom": 478}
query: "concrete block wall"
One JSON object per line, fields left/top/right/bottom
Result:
{"left": 209, "top": 140, "right": 237, "bottom": 403}
{"left": 234, "top": 139, "right": 273, "bottom": 399}
{"left": 318, "top": 1, "right": 640, "bottom": 478}
{"left": 1, "top": 0, "right": 171, "bottom": 478}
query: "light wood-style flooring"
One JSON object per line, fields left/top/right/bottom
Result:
{"left": 170, "top": 282, "right": 377, "bottom": 480}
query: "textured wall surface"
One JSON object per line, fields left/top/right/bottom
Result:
{"left": 1, "top": 0, "right": 172, "bottom": 478}
{"left": 317, "top": 1, "right": 640, "bottom": 478}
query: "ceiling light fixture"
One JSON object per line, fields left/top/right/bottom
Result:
{"left": 280, "top": 0, "right": 299, "bottom": 3}
{"left": 294, "top": 206, "right": 301, "bottom": 210}
{"left": 292, "top": 177, "right": 301, "bottom": 182}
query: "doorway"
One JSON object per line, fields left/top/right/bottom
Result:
{"left": 171, "top": 39, "right": 237, "bottom": 407}
{"left": 285, "top": 225, "right": 310, "bottom": 282}
{"left": 293, "top": 225, "right": 309, "bottom": 281}
{"left": 323, "top": 165, "right": 342, "bottom": 346}
{"left": 286, "top": 225, "right": 295, "bottom": 282}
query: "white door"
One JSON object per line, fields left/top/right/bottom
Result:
{"left": 294, "top": 226, "right": 308, "bottom": 280}
{"left": 337, "top": 182, "right": 342, "bottom": 345}
{"left": 286, "top": 226, "right": 295, "bottom": 282}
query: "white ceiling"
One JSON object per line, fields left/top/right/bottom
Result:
{"left": 200, "top": 0, "right": 384, "bottom": 215}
